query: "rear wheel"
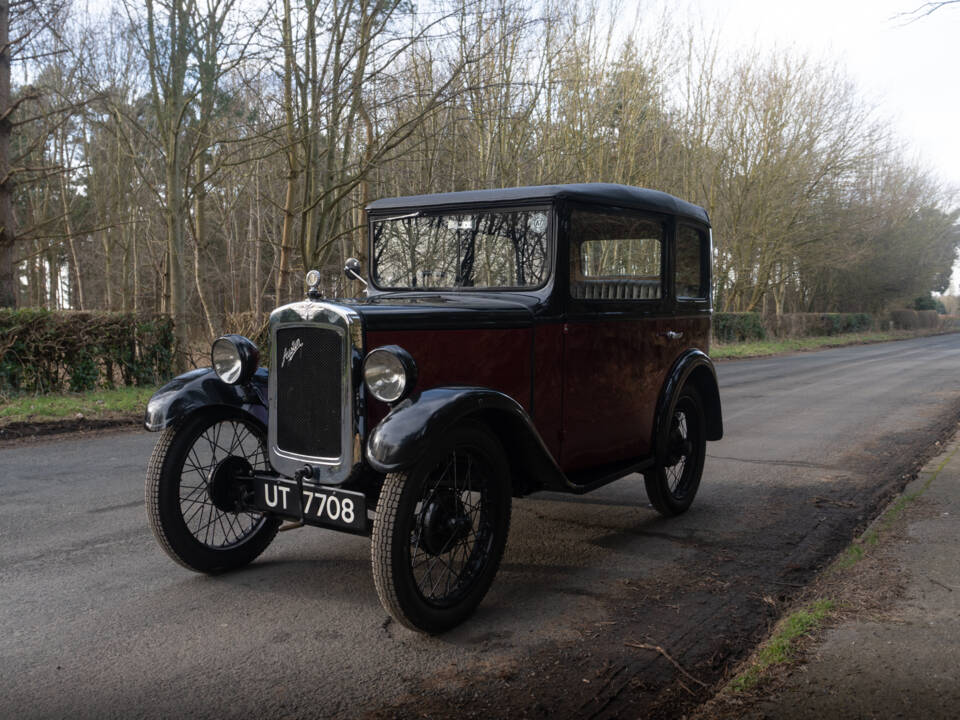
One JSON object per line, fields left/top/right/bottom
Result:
{"left": 146, "top": 408, "right": 280, "bottom": 573}
{"left": 371, "top": 422, "right": 512, "bottom": 634}
{"left": 644, "top": 385, "right": 706, "bottom": 516}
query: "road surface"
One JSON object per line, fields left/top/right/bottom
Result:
{"left": 2, "top": 334, "right": 959, "bottom": 718}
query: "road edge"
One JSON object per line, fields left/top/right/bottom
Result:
{"left": 692, "top": 416, "right": 960, "bottom": 718}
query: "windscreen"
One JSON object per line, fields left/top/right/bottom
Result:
{"left": 371, "top": 208, "right": 550, "bottom": 290}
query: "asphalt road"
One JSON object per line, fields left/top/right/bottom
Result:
{"left": 3, "top": 334, "right": 960, "bottom": 719}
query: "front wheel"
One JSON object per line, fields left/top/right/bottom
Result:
{"left": 644, "top": 385, "right": 706, "bottom": 516}
{"left": 371, "top": 422, "right": 512, "bottom": 634}
{"left": 146, "top": 408, "right": 280, "bottom": 573}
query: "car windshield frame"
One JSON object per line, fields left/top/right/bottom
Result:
{"left": 368, "top": 204, "right": 554, "bottom": 293}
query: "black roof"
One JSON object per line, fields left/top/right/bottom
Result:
{"left": 366, "top": 183, "right": 710, "bottom": 226}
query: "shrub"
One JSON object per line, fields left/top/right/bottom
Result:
{"left": 0, "top": 309, "right": 175, "bottom": 394}
{"left": 713, "top": 313, "right": 766, "bottom": 342}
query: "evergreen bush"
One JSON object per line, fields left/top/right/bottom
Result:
{"left": 713, "top": 313, "right": 767, "bottom": 342}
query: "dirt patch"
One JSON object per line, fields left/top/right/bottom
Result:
{"left": 0, "top": 413, "right": 141, "bottom": 446}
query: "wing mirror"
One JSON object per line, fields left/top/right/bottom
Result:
{"left": 344, "top": 257, "right": 368, "bottom": 286}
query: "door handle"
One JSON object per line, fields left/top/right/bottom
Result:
{"left": 662, "top": 330, "right": 683, "bottom": 340}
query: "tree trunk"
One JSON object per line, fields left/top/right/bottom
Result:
{"left": 0, "top": 0, "right": 15, "bottom": 307}
{"left": 166, "top": 149, "right": 187, "bottom": 368}
{"left": 60, "top": 131, "right": 84, "bottom": 309}
{"left": 277, "top": 0, "right": 297, "bottom": 303}
{"left": 192, "top": 157, "right": 218, "bottom": 339}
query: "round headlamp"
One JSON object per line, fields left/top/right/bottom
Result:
{"left": 211, "top": 335, "right": 259, "bottom": 385}
{"left": 363, "top": 346, "right": 417, "bottom": 403}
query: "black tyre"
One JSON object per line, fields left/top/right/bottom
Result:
{"left": 644, "top": 385, "right": 706, "bottom": 516}
{"left": 371, "top": 422, "right": 512, "bottom": 634}
{"left": 146, "top": 407, "right": 280, "bottom": 573}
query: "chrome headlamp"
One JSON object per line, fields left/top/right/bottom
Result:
{"left": 211, "top": 334, "right": 259, "bottom": 385}
{"left": 363, "top": 345, "right": 417, "bottom": 403}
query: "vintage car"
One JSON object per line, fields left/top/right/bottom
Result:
{"left": 144, "top": 183, "right": 723, "bottom": 634}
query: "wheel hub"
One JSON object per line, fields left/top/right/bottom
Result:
{"left": 421, "top": 489, "right": 472, "bottom": 556}
{"left": 208, "top": 456, "right": 253, "bottom": 513}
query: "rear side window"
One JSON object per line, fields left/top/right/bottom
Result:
{"left": 676, "top": 226, "right": 706, "bottom": 299}
{"left": 570, "top": 209, "right": 664, "bottom": 301}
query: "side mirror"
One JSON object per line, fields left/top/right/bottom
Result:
{"left": 344, "top": 257, "right": 368, "bottom": 286}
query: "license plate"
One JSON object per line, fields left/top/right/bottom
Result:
{"left": 253, "top": 478, "right": 367, "bottom": 534}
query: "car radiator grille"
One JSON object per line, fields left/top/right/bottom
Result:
{"left": 274, "top": 326, "right": 343, "bottom": 459}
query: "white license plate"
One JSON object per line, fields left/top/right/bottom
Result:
{"left": 254, "top": 479, "right": 367, "bottom": 533}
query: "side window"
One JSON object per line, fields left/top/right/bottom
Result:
{"left": 676, "top": 226, "right": 706, "bottom": 299}
{"left": 569, "top": 209, "right": 664, "bottom": 301}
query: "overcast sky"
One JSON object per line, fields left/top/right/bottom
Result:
{"left": 688, "top": 0, "right": 957, "bottom": 191}
{"left": 683, "top": 0, "right": 958, "bottom": 291}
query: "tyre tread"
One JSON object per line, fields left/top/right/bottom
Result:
{"left": 371, "top": 471, "right": 411, "bottom": 628}
{"left": 644, "top": 385, "right": 706, "bottom": 517}
{"left": 146, "top": 424, "right": 196, "bottom": 571}
{"left": 145, "top": 410, "right": 279, "bottom": 574}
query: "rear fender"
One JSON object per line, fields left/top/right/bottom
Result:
{"left": 653, "top": 350, "right": 723, "bottom": 455}
{"left": 144, "top": 367, "right": 268, "bottom": 431}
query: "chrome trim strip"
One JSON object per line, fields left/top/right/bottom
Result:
{"left": 267, "top": 300, "right": 363, "bottom": 484}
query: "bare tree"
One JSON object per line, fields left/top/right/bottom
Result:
{"left": 897, "top": 1, "right": 960, "bottom": 22}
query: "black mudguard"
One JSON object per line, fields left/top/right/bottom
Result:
{"left": 366, "top": 387, "right": 573, "bottom": 496}
{"left": 144, "top": 367, "right": 268, "bottom": 432}
{"left": 653, "top": 350, "right": 723, "bottom": 453}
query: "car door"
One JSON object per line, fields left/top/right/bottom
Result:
{"left": 560, "top": 204, "right": 674, "bottom": 473}
{"left": 673, "top": 223, "right": 713, "bottom": 352}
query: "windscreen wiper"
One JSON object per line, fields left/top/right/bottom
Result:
{"left": 373, "top": 211, "right": 422, "bottom": 222}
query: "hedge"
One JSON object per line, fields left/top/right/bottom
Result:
{"left": 889, "top": 309, "right": 919, "bottom": 330}
{"left": 0, "top": 309, "right": 175, "bottom": 393}
{"left": 768, "top": 312, "right": 873, "bottom": 337}
{"left": 712, "top": 313, "right": 767, "bottom": 343}
{"left": 713, "top": 312, "right": 874, "bottom": 342}
{"left": 917, "top": 310, "right": 939, "bottom": 329}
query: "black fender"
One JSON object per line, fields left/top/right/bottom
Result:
{"left": 144, "top": 367, "right": 268, "bottom": 432}
{"left": 366, "top": 387, "right": 570, "bottom": 496}
{"left": 652, "top": 350, "right": 723, "bottom": 456}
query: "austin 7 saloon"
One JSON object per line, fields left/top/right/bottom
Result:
{"left": 144, "top": 183, "right": 723, "bottom": 633}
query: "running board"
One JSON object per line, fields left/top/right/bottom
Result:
{"left": 562, "top": 457, "right": 655, "bottom": 495}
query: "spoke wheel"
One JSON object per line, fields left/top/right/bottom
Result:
{"left": 372, "top": 421, "right": 511, "bottom": 633}
{"left": 147, "top": 408, "right": 280, "bottom": 573}
{"left": 644, "top": 385, "right": 706, "bottom": 517}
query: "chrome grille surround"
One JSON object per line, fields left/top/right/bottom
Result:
{"left": 268, "top": 300, "right": 364, "bottom": 484}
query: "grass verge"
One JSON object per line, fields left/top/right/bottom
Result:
{"left": 711, "top": 329, "right": 954, "bottom": 360}
{"left": 0, "top": 385, "right": 157, "bottom": 424}
{"left": 730, "top": 599, "right": 835, "bottom": 693}
{"left": 836, "top": 441, "right": 959, "bottom": 570}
